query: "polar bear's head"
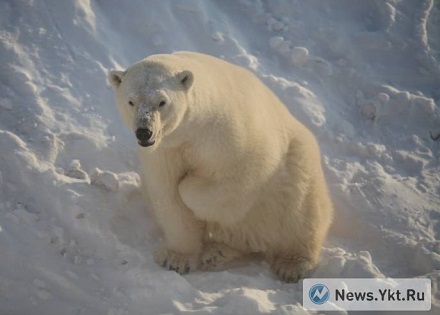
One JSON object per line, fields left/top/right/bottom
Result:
{"left": 108, "top": 60, "right": 194, "bottom": 149}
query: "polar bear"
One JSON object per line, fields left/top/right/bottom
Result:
{"left": 108, "top": 51, "right": 333, "bottom": 282}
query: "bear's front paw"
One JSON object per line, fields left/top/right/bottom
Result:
{"left": 271, "top": 254, "right": 315, "bottom": 283}
{"left": 154, "top": 247, "right": 200, "bottom": 275}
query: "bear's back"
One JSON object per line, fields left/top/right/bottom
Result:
{"left": 147, "top": 51, "right": 246, "bottom": 75}
{"left": 145, "top": 51, "right": 256, "bottom": 91}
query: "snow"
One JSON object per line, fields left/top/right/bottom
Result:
{"left": 0, "top": 0, "right": 439, "bottom": 314}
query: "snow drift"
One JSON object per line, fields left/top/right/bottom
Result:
{"left": 0, "top": 1, "right": 439, "bottom": 314}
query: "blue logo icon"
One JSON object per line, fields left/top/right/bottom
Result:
{"left": 309, "top": 283, "right": 330, "bottom": 304}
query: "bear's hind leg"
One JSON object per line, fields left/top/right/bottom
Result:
{"left": 269, "top": 253, "right": 316, "bottom": 283}
{"left": 200, "top": 242, "right": 248, "bottom": 271}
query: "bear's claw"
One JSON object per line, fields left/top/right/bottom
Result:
{"left": 200, "top": 242, "right": 244, "bottom": 271}
{"left": 154, "top": 247, "right": 200, "bottom": 275}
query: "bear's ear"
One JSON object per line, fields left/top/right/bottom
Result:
{"left": 177, "top": 70, "right": 194, "bottom": 90}
{"left": 108, "top": 70, "right": 126, "bottom": 88}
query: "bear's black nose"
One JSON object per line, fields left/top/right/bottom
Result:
{"left": 135, "top": 128, "right": 153, "bottom": 141}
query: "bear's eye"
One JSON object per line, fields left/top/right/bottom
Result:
{"left": 128, "top": 101, "right": 134, "bottom": 107}
{"left": 159, "top": 100, "right": 166, "bottom": 107}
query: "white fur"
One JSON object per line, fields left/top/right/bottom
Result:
{"left": 109, "top": 52, "right": 333, "bottom": 282}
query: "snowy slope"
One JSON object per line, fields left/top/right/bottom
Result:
{"left": 0, "top": 0, "right": 439, "bottom": 314}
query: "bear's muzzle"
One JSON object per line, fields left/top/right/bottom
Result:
{"left": 135, "top": 128, "right": 155, "bottom": 147}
